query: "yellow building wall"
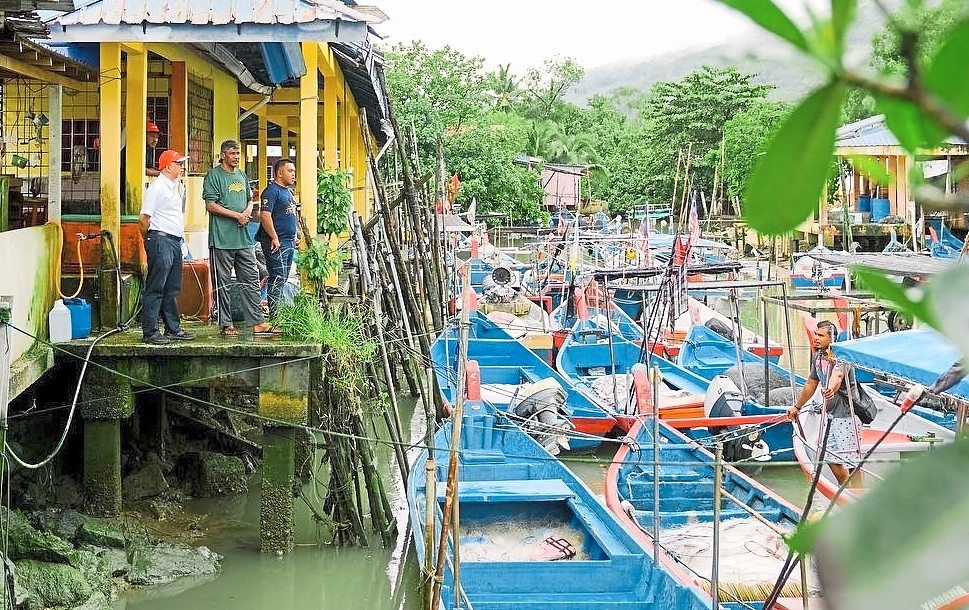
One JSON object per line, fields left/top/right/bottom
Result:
{"left": 143, "top": 44, "right": 239, "bottom": 234}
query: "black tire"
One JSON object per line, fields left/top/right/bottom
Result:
{"left": 887, "top": 310, "right": 912, "bottom": 332}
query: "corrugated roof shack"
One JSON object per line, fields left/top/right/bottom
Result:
{"left": 798, "top": 114, "right": 969, "bottom": 250}
{"left": 0, "top": 0, "right": 391, "bottom": 554}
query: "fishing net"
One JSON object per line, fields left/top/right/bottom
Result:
{"left": 590, "top": 374, "right": 632, "bottom": 408}
{"left": 589, "top": 375, "right": 694, "bottom": 411}
{"left": 458, "top": 518, "right": 589, "bottom": 562}
{"left": 661, "top": 517, "right": 820, "bottom": 602}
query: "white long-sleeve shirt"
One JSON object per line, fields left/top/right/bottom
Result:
{"left": 141, "top": 173, "right": 185, "bottom": 237}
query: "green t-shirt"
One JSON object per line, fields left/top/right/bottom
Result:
{"left": 203, "top": 165, "right": 253, "bottom": 250}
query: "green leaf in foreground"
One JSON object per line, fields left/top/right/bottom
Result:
{"left": 853, "top": 266, "right": 938, "bottom": 330}
{"left": 744, "top": 82, "right": 845, "bottom": 235}
{"left": 785, "top": 517, "right": 825, "bottom": 556}
{"left": 875, "top": 94, "right": 947, "bottom": 154}
{"left": 830, "top": 0, "right": 857, "bottom": 56}
{"left": 926, "top": 19, "right": 969, "bottom": 120}
{"left": 716, "top": 0, "right": 810, "bottom": 52}
{"left": 928, "top": 265, "right": 969, "bottom": 363}
{"left": 815, "top": 437, "right": 969, "bottom": 610}
{"left": 846, "top": 155, "right": 894, "bottom": 187}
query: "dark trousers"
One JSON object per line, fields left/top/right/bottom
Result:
{"left": 142, "top": 230, "right": 183, "bottom": 337}
{"left": 210, "top": 246, "right": 263, "bottom": 328}
{"left": 259, "top": 237, "right": 296, "bottom": 317}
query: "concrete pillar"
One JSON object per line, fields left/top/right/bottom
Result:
{"left": 259, "top": 427, "right": 296, "bottom": 555}
{"left": 322, "top": 71, "right": 338, "bottom": 169}
{"left": 258, "top": 358, "right": 309, "bottom": 554}
{"left": 83, "top": 420, "right": 122, "bottom": 516}
{"left": 80, "top": 365, "right": 134, "bottom": 516}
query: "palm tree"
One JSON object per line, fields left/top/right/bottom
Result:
{"left": 554, "top": 132, "right": 599, "bottom": 165}
{"left": 486, "top": 63, "right": 520, "bottom": 112}
{"left": 525, "top": 120, "right": 564, "bottom": 160}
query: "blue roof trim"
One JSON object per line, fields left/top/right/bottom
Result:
{"left": 260, "top": 43, "right": 307, "bottom": 85}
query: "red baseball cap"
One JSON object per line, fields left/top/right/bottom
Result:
{"left": 157, "top": 150, "right": 188, "bottom": 170}
{"left": 147, "top": 121, "right": 161, "bottom": 134}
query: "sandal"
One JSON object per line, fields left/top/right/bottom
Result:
{"left": 220, "top": 326, "right": 239, "bottom": 337}
{"left": 252, "top": 323, "right": 281, "bottom": 336}
{"left": 532, "top": 536, "right": 577, "bottom": 561}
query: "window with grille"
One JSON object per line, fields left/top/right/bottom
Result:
{"left": 61, "top": 119, "right": 100, "bottom": 172}
{"left": 187, "top": 76, "right": 213, "bottom": 175}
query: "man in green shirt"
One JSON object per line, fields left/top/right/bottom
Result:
{"left": 203, "top": 140, "right": 274, "bottom": 336}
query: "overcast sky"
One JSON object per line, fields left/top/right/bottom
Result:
{"left": 373, "top": 0, "right": 829, "bottom": 70}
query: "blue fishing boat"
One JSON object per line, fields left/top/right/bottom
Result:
{"left": 606, "top": 390, "right": 817, "bottom": 610}
{"left": 675, "top": 325, "right": 797, "bottom": 459}
{"left": 431, "top": 311, "right": 617, "bottom": 449}
{"left": 409, "top": 346, "right": 716, "bottom": 608}
{"left": 555, "top": 320, "right": 783, "bottom": 462}
{"left": 550, "top": 289, "right": 645, "bottom": 345}
{"left": 926, "top": 219, "right": 965, "bottom": 259}
{"left": 832, "top": 329, "right": 964, "bottom": 430}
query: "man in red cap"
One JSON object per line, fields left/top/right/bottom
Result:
{"left": 145, "top": 122, "right": 162, "bottom": 177}
{"left": 139, "top": 150, "right": 193, "bottom": 344}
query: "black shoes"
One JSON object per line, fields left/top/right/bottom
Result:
{"left": 143, "top": 333, "right": 171, "bottom": 345}
{"left": 165, "top": 329, "right": 194, "bottom": 341}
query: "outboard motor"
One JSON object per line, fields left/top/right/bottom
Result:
{"left": 510, "top": 378, "right": 575, "bottom": 455}
{"left": 481, "top": 266, "right": 521, "bottom": 303}
{"left": 704, "top": 376, "right": 770, "bottom": 462}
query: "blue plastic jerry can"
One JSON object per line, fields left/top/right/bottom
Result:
{"left": 64, "top": 298, "right": 92, "bottom": 340}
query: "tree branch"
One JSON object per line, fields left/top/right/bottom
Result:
{"left": 840, "top": 70, "right": 969, "bottom": 145}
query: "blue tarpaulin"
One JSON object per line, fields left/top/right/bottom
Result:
{"left": 833, "top": 329, "right": 969, "bottom": 399}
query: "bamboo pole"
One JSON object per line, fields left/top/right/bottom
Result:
{"left": 671, "top": 149, "right": 683, "bottom": 212}
{"left": 423, "top": 366, "right": 438, "bottom": 601}
{"left": 430, "top": 273, "right": 471, "bottom": 610}
{"left": 712, "top": 443, "right": 723, "bottom": 608}
{"left": 679, "top": 142, "right": 694, "bottom": 232}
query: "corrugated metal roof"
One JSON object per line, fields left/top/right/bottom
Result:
{"left": 836, "top": 114, "right": 968, "bottom": 149}
{"left": 55, "top": 0, "right": 381, "bottom": 27}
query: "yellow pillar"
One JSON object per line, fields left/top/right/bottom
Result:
{"left": 282, "top": 124, "right": 291, "bottom": 161}
{"left": 348, "top": 104, "right": 363, "bottom": 217}
{"left": 99, "top": 43, "right": 123, "bottom": 327}
{"left": 298, "top": 43, "right": 319, "bottom": 237}
{"left": 125, "top": 48, "right": 147, "bottom": 215}
{"left": 258, "top": 115, "right": 269, "bottom": 195}
{"left": 323, "top": 80, "right": 338, "bottom": 170}
{"left": 358, "top": 127, "right": 370, "bottom": 219}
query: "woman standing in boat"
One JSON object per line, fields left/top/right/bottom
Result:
{"left": 787, "top": 320, "right": 863, "bottom": 488}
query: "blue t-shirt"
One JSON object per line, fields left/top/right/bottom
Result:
{"left": 258, "top": 182, "right": 298, "bottom": 241}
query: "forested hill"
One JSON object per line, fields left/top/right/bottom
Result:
{"left": 570, "top": 1, "right": 886, "bottom": 104}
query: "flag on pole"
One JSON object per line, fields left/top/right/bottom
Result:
{"left": 688, "top": 197, "right": 701, "bottom": 247}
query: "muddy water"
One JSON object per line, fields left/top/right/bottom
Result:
{"left": 116, "top": 281, "right": 820, "bottom": 610}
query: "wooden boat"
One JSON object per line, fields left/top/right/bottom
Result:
{"left": 409, "top": 349, "right": 716, "bottom": 608}
{"left": 790, "top": 245, "right": 847, "bottom": 289}
{"left": 431, "top": 311, "right": 617, "bottom": 450}
{"left": 673, "top": 324, "right": 796, "bottom": 459}
{"left": 657, "top": 297, "right": 782, "bottom": 361}
{"left": 555, "top": 320, "right": 785, "bottom": 460}
{"left": 606, "top": 378, "right": 819, "bottom": 609}
{"left": 550, "top": 289, "right": 645, "bottom": 345}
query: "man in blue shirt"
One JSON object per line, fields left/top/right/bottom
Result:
{"left": 257, "top": 158, "right": 300, "bottom": 317}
